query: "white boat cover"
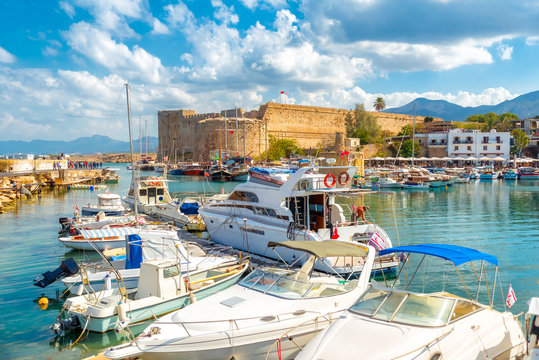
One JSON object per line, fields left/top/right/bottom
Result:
{"left": 80, "top": 227, "right": 138, "bottom": 239}
{"left": 528, "top": 297, "right": 539, "bottom": 315}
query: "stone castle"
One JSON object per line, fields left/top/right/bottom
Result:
{"left": 158, "top": 102, "right": 439, "bottom": 161}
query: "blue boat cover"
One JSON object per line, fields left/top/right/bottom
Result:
{"left": 180, "top": 202, "right": 199, "bottom": 215}
{"left": 379, "top": 244, "right": 498, "bottom": 266}
{"left": 126, "top": 234, "right": 143, "bottom": 269}
{"left": 250, "top": 167, "right": 296, "bottom": 175}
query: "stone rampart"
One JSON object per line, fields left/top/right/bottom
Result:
{"left": 158, "top": 103, "right": 442, "bottom": 161}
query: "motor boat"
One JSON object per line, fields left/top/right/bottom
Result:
{"left": 81, "top": 193, "right": 129, "bottom": 217}
{"left": 199, "top": 165, "right": 397, "bottom": 275}
{"left": 55, "top": 257, "right": 249, "bottom": 334}
{"left": 122, "top": 176, "right": 205, "bottom": 229}
{"left": 61, "top": 232, "right": 237, "bottom": 295}
{"left": 105, "top": 240, "right": 375, "bottom": 360}
{"left": 297, "top": 244, "right": 526, "bottom": 359}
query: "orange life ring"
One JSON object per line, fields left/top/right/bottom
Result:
{"left": 324, "top": 173, "right": 336, "bottom": 188}
{"left": 151, "top": 181, "right": 160, "bottom": 186}
{"left": 338, "top": 171, "right": 350, "bottom": 185}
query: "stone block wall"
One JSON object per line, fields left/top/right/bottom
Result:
{"left": 158, "top": 103, "right": 442, "bottom": 162}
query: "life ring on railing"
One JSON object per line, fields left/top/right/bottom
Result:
{"left": 324, "top": 173, "right": 336, "bottom": 188}
{"left": 151, "top": 181, "right": 159, "bottom": 186}
{"left": 338, "top": 171, "right": 350, "bottom": 185}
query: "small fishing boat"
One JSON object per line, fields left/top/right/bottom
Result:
{"left": 58, "top": 227, "right": 176, "bottom": 251}
{"left": 81, "top": 193, "right": 129, "bottom": 216}
{"left": 103, "top": 168, "right": 121, "bottom": 184}
{"left": 105, "top": 240, "right": 375, "bottom": 360}
{"left": 401, "top": 181, "right": 429, "bottom": 190}
{"left": 518, "top": 166, "right": 539, "bottom": 180}
{"left": 297, "top": 244, "right": 526, "bottom": 359}
{"left": 504, "top": 169, "right": 519, "bottom": 180}
{"left": 61, "top": 233, "right": 237, "bottom": 295}
{"left": 55, "top": 257, "right": 249, "bottom": 333}
{"left": 478, "top": 166, "right": 498, "bottom": 180}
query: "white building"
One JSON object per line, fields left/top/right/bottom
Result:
{"left": 448, "top": 129, "right": 511, "bottom": 160}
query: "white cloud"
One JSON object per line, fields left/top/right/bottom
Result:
{"left": 42, "top": 46, "right": 58, "bottom": 57}
{"left": 0, "top": 47, "right": 16, "bottom": 63}
{"left": 0, "top": 112, "right": 52, "bottom": 141}
{"left": 63, "top": 22, "right": 165, "bottom": 83}
{"left": 240, "top": 0, "right": 287, "bottom": 10}
{"left": 59, "top": 1, "right": 76, "bottom": 18}
{"left": 211, "top": 0, "right": 239, "bottom": 25}
{"left": 498, "top": 44, "right": 513, "bottom": 60}
{"left": 151, "top": 18, "right": 170, "bottom": 35}
{"left": 525, "top": 36, "right": 539, "bottom": 46}
{"left": 164, "top": 2, "right": 195, "bottom": 29}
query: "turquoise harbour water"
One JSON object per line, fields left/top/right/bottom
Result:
{"left": 0, "top": 164, "right": 537, "bottom": 359}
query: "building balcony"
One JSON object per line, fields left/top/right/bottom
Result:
{"left": 453, "top": 140, "right": 473, "bottom": 144}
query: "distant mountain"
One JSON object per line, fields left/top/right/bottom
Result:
{"left": 384, "top": 90, "right": 539, "bottom": 122}
{"left": 0, "top": 135, "right": 159, "bottom": 155}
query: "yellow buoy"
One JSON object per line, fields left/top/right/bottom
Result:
{"left": 38, "top": 297, "right": 49, "bottom": 310}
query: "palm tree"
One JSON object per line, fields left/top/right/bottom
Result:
{"left": 373, "top": 97, "right": 386, "bottom": 111}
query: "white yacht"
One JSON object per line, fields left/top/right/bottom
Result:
{"left": 105, "top": 240, "right": 375, "bottom": 360}
{"left": 297, "top": 244, "right": 526, "bottom": 360}
{"left": 199, "top": 166, "right": 396, "bottom": 274}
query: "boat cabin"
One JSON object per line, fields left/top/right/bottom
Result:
{"left": 97, "top": 193, "right": 123, "bottom": 208}
{"left": 136, "top": 259, "right": 187, "bottom": 299}
{"left": 130, "top": 177, "right": 173, "bottom": 205}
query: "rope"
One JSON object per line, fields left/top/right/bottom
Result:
{"left": 390, "top": 328, "right": 454, "bottom": 359}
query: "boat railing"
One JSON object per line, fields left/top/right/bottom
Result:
{"left": 147, "top": 309, "right": 328, "bottom": 337}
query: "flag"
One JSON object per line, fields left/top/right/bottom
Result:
{"left": 204, "top": 171, "right": 210, "bottom": 177}
{"left": 137, "top": 216, "right": 147, "bottom": 225}
{"left": 229, "top": 130, "right": 234, "bottom": 134}
{"left": 506, "top": 284, "right": 517, "bottom": 308}
{"left": 398, "top": 252, "right": 408, "bottom": 265}
{"left": 331, "top": 227, "right": 339, "bottom": 239}
{"left": 164, "top": 156, "right": 168, "bottom": 161}
{"left": 369, "top": 232, "right": 386, "bottom": 251}
{"left": 280, "top": 91, "right": 284, "bottom": 94}
{"left": 105, "top": 187, "right": 109, "bottom": 194}
{"left": 73, "top": 204, "right": 80, "bottom": 211}
{"left": 340, "top": 151, "right": 350, "bottom": 161}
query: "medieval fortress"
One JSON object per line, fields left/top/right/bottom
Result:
{"left": 158, "top": 102, "right": 437, "bottom": 161}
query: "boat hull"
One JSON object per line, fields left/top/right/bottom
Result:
{"left": 58, "top": 236, "right": 125, "bottom": 251}
{"left": 69, "top": 265, "right": 245, "bottom": 333}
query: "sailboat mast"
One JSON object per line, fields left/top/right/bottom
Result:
{"left": 126, "top": 84, "right": 138, "bottom": 219}
{"left": 224, "top": 112, "right": 228, "bottom": 160}
{"left": 411, "top": 104, "right": 416, "bottom": 166}
{"left": 235, "top": 107, "right": 239, "bottom": 157}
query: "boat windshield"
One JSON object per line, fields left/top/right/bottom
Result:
{"left": 239, "top": 269, "right": 355, "bottom": 299}
{"left": 350, "top": 286, "right": 456, "bottom": 327}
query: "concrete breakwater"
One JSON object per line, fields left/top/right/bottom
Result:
{"left": 0, "top": 169, "right": 109, "bottom": 213}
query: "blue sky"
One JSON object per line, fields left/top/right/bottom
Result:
{"left": 1, "top": 0, "right": 538, "bottom": 141}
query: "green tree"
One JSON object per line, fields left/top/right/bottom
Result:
{"left": 511, "top": 129, "right": 529, "bottom": 156}
{"left": 397, "top": 124, "right": 412, "bottom": 137}
{"left": 349, "top": 103, "right": 381, "bottom": 144}
{"left": 423, "top": 116, "right": 434, "bottom": 123}
{"left": 496, "top": 113, "right": 518, "bottom": 132}
{"left": 344, "top": 111, "right": 355, "bottom": 137}
{"left": 400, "top": 139, "right": 421, "bottom": 158}
{"left": 373, "top": 97, "right": 386, "bottom": 111}
{"left": 265, "top": 136, "right": 304, "bottom": 161}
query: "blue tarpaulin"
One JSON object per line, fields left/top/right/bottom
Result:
{"left": 180, "top": 202, "right": 199, "bottom": 215}
{"left": 126, "top": 234, "right": 143, "bottom": 269}
{"left": 379, "top": 244, "right": 498, "bottom": 266}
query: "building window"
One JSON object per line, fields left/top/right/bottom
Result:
{"left": 496, "top": 145, "right": 501, "bottom": 150}
{"left": 467, "top": 146, "right": 472, "bottom": 151}
{"left": 455, "top": 137, "right": 460, "bottom": 143}
{"left": 454, "top": 145, "right": 459, "bottom": 151}
{"left": 483, "top": 136, "right": 489, "bottom": 143}
{"left": 483, "top": 146, "right": 487, "bottom": 151}
{"left": 441, "top": 140, "right": 446, "bottom": 144}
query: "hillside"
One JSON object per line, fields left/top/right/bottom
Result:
{"left": 384, "top": 90, "right": 539, "bottom": 121}
{"left": 0, "top": 135, "right": 159, "bottom": 156}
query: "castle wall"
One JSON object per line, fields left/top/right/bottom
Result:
{"left": 158, "top": 103, "right": 443, "bottom": 162}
